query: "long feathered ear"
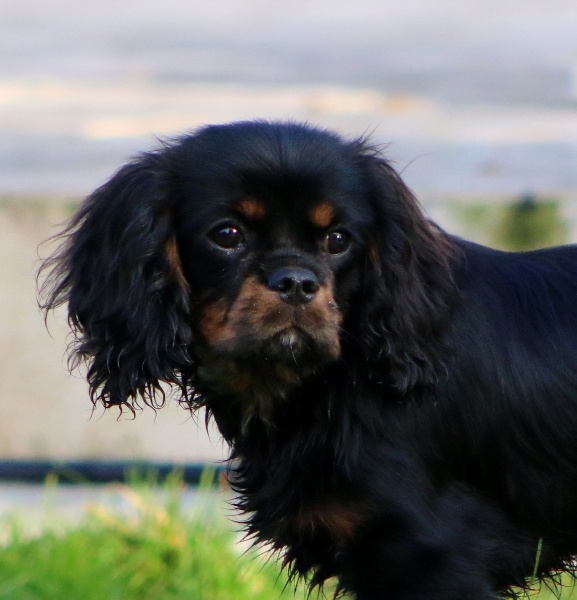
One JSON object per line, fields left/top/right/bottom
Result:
{"left": 38, "top": 151, "right": 193, "bottom": 410}
{"left": 357, "top": 151, "right": 459, "bottom": 393}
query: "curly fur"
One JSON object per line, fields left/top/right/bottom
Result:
{"left": 40, "top": 120, "right": 577, "bottom": 599}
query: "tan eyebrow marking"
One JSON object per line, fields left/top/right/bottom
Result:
{"left": 309, "top": 202, "right": 335, "bottom": 228}
{"left": 235, "top": 197, "right": 266, "bottom": 220}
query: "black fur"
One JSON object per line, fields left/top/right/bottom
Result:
{"left": 40, "top": 121, "right": 577, "bottom": 599}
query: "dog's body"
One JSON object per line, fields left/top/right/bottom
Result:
{"left": 40, "top": 121, "right": 577, "bottom": 599}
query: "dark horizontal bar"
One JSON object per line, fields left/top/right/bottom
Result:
{"left": 0, "top": 460, "right": 226, "bottom": 485}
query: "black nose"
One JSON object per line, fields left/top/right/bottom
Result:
{"left": 268, "top": 267, "right": 320, "bottom": 304}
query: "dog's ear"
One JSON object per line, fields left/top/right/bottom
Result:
{"left": 39, "top": 152, "right": 193, "bottom": 410}
{"left": 357, "top": 151, "right": 458, "bottom": 393}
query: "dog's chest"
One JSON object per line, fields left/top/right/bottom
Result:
{"left": 291, "top": 500, "right": 366, "bottom": 544}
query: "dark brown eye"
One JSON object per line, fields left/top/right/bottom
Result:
{"left": 209, "top": 224, "right": 245, "bottom": 250}
{"left": 325, "top": 230, "right": 351, "bottom": 254}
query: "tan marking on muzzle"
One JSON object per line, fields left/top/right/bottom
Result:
{"left": 199, "top": 275, "right": 342, "bottom": 358}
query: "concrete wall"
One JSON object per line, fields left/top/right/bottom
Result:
{"left": 1, "top": 199, "right": 225, "bottom": 462}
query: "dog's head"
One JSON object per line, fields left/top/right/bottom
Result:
{"left": 40, "top": 121, "right": 456, "bottom": 418}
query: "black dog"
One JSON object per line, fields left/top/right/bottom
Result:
{"left": 40, "top": 121, "right": 577, "bottom": 599}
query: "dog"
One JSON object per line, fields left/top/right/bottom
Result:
{"left": 40, "top": 121, "right": 577, "bottom": 599}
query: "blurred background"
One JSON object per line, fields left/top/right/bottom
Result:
{"left": 2, "top": 0, "right": 577, "bottom": 467}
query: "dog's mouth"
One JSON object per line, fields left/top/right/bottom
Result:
{"left": 201, "top": 310, "right": 340, "bottom": 363}
{"left": 197, "top": 276, "right": 343, "bottom": 375}
{"left": 260, "top": 324, "right": 325, "bottom": 364}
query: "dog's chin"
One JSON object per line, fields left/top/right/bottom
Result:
{"left": 210, "top": 325, "right": 340, "bottom": 371}
{"left": 260, "top": 327, "right": 336, "bottom": 366}
{"left": 196, "top": 325, "right": 340, "bottom": 404}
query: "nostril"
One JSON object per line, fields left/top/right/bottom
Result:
{"left": 274, "top": 276, "right": 294, "bottom": 293}
{"left": 268, "top": 267, "right": 320, "bottom": 304}
{"left": 301, "top": 278, "right": 320, "bottom": 296}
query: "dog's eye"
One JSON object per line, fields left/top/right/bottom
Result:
{"left": 325, "top": 230, "right": 351, "bottom": 254}
{"left": 209, "top": 224, "right": 245, "bottom": 250}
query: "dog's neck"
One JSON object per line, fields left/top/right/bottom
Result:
{"left": 192, "top": 348, "right": 391, "bottom": 449}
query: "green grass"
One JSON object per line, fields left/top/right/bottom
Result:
{"left": 452, "top": 196, "right": 568, "bottom": 251}
{"left": 534, "top": 580, "right": 577, "bottom": 600}
{"left": 0, "top": 473, "right": 309, "bottom": 600}
{"left": 1, "top": 474, "right": 576, "bottom": 599}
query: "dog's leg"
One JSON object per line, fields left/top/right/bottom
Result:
{"left": 338, "top": 485, "right": 528, "bottom": 600}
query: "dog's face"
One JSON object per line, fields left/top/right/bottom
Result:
{"left": 170, "top": 123, "right": 375, "bottom": 388}
{"left": 41, "top": 120, "right": 455, "bottom": 412}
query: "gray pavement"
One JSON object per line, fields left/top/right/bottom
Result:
{"left": 0, "top": 482, "right": 221, "bottom": 523}
{"left": 2, "top": 0, "right": 577, "bottom": 198}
